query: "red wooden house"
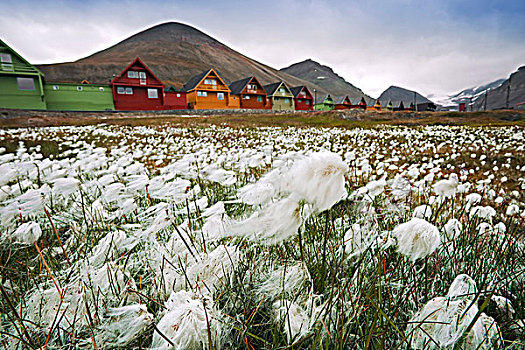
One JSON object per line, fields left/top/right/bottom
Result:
{"left": 228, "top": 76, "right": 267, "bottom": 109}
{"left": 290, "top": 85, "right": 314, "bottom": 111}
{"left": 111, "top": 57, "right": 186, "bottom": 110}
{"left": 334, "top": 96, "right": 352, "bottom": 110}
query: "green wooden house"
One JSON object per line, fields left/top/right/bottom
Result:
{"left": 263, "top": 82, "right": 295, "bottom": 111}
{"left": 314, "top": 94, "right": 334, "bottom": 110}
{"left": 44, "top": 82, "right": 114, "bottom": 111}
{"left": 0, "top": 39, "right": 46, "bottom": 109}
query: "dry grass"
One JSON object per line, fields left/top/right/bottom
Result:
{"left": 1, "top": 109, "right": 525, "bottom": 129}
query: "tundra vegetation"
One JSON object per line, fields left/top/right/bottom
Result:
{"left": 0, "top": 124, "right": 524, "bottom": 349}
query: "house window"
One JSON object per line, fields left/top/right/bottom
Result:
{"left": 217, "top": 93, "right": 224, "bottom": 100}
{"left": 285, "top": 98, "right": 290, "bottom": 104}
{"left": 197, "top": 91, "right": 207, "bottom": 97}
{"left": 257, "top": 96, "right": 263, "bottom": 102}
{"left": 300, "top": 91, "right": 306, "bottom": 96}
{"left": 298, "top": 99, "right": 302, "bottom": 103}
{"left": 1, "top": 53, "right": 13, "bottom": 70}
{"left": 148, "top": 88, "right": 158, "bottom": 98}
{"left": 53, "top": 85, "right": 59, "bottom": 90}
{"left": 279, "top": 88, "right": 286, "bottom": 93}
{"left": 0, "top": 53, "right": 12, "bottom": 63}
{"left": 306, "top": 100, "right": 310, "bottom": 105}
{"left": 127, "top": 71, "right": 139, "bottom": 78}
{"left": 125, "top": 87, "right": 133, "bottom": 95}
{"left": 77, "top": 86, "right": 83, "bottom": 91}
{"left": 117, "top": 87, "right": 125, "bottom": 94}
{"left": 176, "top": 93, "right": 181, "bottom": 97}
{"left": 139, "top": 72, "right": 146, "bottom": 85}
{"left": 243, "top": 95, "right": 250, "bottom": 100}
{"left": 99, "top": 87, "right": 104, "bottom": 92}
{"left": 17, "top": 77, "right": 35, "bottom": 90}
{"left": 204, "top": 79, "right": 217, "bottom": 85}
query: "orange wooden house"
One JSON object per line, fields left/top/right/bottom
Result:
{"left": 182, "top": 68, "right": 238, "bottom": 109}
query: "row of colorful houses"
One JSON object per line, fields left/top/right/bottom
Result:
{"left": 1, "top": 39, "right": 421, "bottom": 112}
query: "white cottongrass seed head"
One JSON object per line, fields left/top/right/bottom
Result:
{"left": 393, "top": 218, "right": 441, "bottom": 261}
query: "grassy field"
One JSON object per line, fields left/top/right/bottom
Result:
{"left": 1, "top": 109, "right": 525, "bottom": 129}
{"left": 0, "top": 120, "right": 524, "bottom": 349}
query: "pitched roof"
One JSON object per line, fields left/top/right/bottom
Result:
{"left": 182, "top": 68, "right": 230, "bottom": 92}
{"left": 0, "top": 39, "right": 44, "bottom": 77}
{"left": 290, "top": 85, "right": 314, "bottom": 99}
{"left": 263, "top": 82, "right": 282, "bottom": 95}
{"left": 228, "top": 77, "right": 252, "bottom": 95}
{"left": 182, "top": 70, "right": 210, "bottom": 92}
{"left": 112, "top": 57, "right": 164, "bottom": 86}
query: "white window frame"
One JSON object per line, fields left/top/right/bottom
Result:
{"left": 117, "top": 87, "right": 125, "bottom": 94}
{"left": 147, "top": 88, "right": 158, "bottom": 99}
{"left": 243, "top": 95, "right": 250, "bottom": 100}
{"left": 127, "top": 71, "right": 139, "bottom": 78}
{"left": 125, "top": 87, "right": 133, "bottom": 95}
{"left": 217, "top": 92, "right": 224, "bottom": 101}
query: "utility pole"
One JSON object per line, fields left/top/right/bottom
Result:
{"left": 506, "top": 75, "right": 512, "bottom": 109}
{"left": 483, "top": 91, "right": 488, "bottom": 111}
{"left": 414, "top": 91, "right": 417, "bottom": 112}
{"left": 469, "top": 97, "right": 473, "bottom": 112}
{"left": 314, "top": 88, "right": 317, "bottom": 106}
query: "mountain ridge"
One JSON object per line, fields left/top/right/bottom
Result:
{"left": 280, "top": 59, "right": 374, "bottom": 103}
{"left": 36, "top": 22, "right": 368, "bottom": 99}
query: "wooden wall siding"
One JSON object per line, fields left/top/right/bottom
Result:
{"left": 270, "top": 96, "right": 294, "bottom": 111}
{"left": 239, "top": 94, "right": 267, "bottom": 109}
{"left": 295, "top": 97, "right": 313, "bottom": 110}
{"left": 0, "top": 39, "right": 46, "bottom": 109}
{"left": 113, "top": 86, "right": 165, "bottom": 110}
{"left": 0, "top": 75, "right": 46, "bottom": 110}
{"left": 164, "top": 91, "right": 187, "bottom": 109}
{"left": 188, "top": 91, "right": 233, "bottom": 109}
{"left": 45, "top": 83, "right": 114, "bottom": 111}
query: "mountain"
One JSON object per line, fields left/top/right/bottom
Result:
{"left": 437, "top": 79, "right": 506, "bottom": 108}
{"left": 37, "top": 22, "right": 350, "bottom": 96}
{"left": 378, "top": 86, "right": 432, "bottom": 106}
{"left": 471, "top": 66, "right": 525, "bottom": 111}
{"left": 280, "top": 59, "right": 373, "bottom": 103}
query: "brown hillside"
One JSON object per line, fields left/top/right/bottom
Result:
{"left": 37, "top": 22, "right": 331, "bottom": 93}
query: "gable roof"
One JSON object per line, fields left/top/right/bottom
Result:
{"left": 112, "top": 57, "right": 163, "bottom": 85}
{"left": 290, "top": 85, "right": 313, "bottom": 99}
{"left": 182, "top": 68, "right": 230, "bottom": 92}
{"left": 0, "top": 39, "right": 44, "bottom": 77}
{"left": 229, "top": 77, "right": 252, "bottom": 95}
{"left": 263, "top": 82, "right": 283, "bottom": 96}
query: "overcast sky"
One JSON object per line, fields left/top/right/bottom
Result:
{"left": 2, "top": 0, "right": 525, "bottom": 99}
